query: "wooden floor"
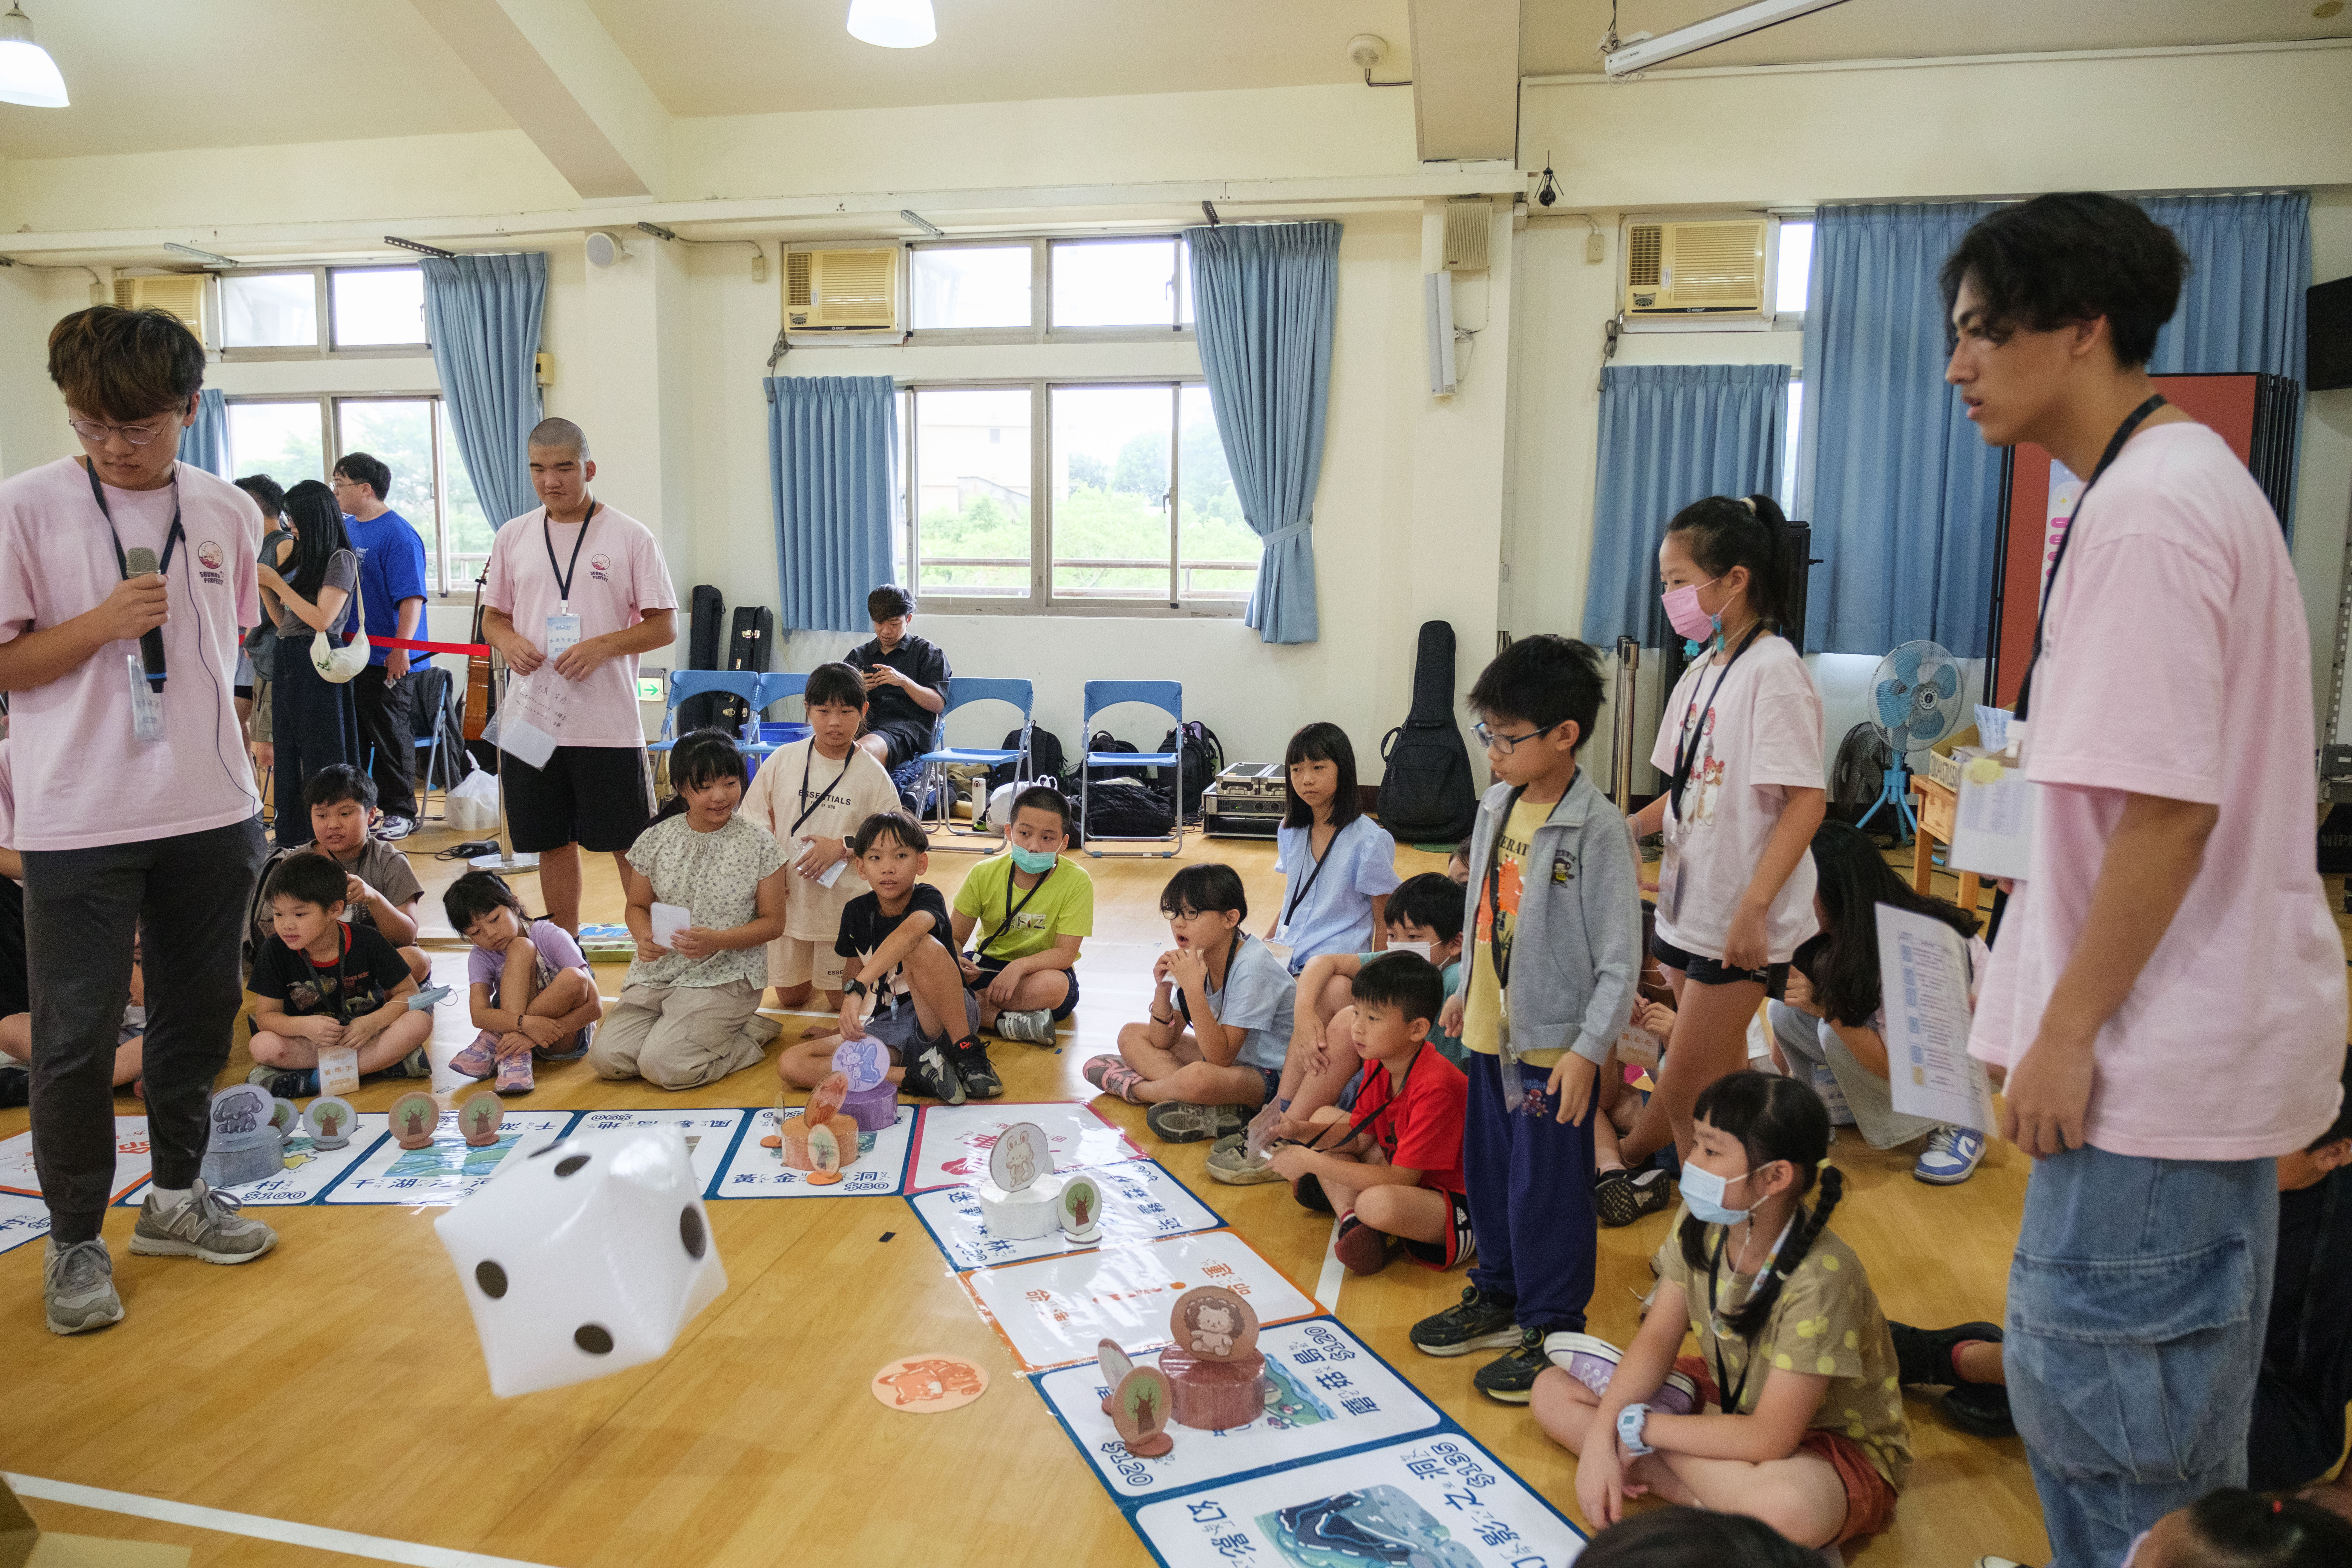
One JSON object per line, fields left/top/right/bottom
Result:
{"left": 2, "top": 811, "right": 2133, "bottom": 1566}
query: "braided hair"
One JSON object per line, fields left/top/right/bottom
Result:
{"left": 1664, "top": 493, "right": 1796, "bottom": 632}
{"left": 1677, "top": 1070, "right": 1844, "bottom": 1342}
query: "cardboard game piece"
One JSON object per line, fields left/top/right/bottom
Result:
{"left": 988, "top": 1121, "right": 1052, "bottom": 1191}
{"left": 805, "top": 1123, "right": 845, "bottom": 1184}
{"left": 389, "top": 1091, "right": 440, "bottom": 1150}
{"left": 975, "top": 1118, "right": 1064, "bottom": 1238}
{"left": 461, "top": 1093, "right": 506, "bottom": 1148}
{"left": 1161, "top": 1286, "right": 1267, "bottom": 1431}
{"left": 1112, "top": 1366, "right": 1176, "bottom": 1458}
{"left": 869, "top": 1355, "right": 989, "bottom": 1412}
{"left": 1098, "top": 1338, "right": 1135, "bottom": 1416}
{"left": 776, "top": 1073, "right": 862, "bottom": 1173}
{"left": 303, "top": 1096, "right": 356, "bottom": 1151}
{"left": 315, "top": 1043, "right": 361, "bottom": 1098}
{"left": 832, "top": 1037, "right": 897, "bottom": 1130}
{"left": 1059, "top": 1173, "right": 1102, "bottom": 1242}
{"left": 269, "top": 1098, "right": 301, "bottom": 1135}
{"left": 198, "top": 1084, "right": 282, "bottom": 1189}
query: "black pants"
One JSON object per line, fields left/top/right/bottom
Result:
{"left": 354, "top": 664, "right": 418, "bottom": 819}
{"left": 272, "top": 637, "right": 360, "bottom": 845}
{"left": 24, "top": 815, "right": 266, "bottom": 1242}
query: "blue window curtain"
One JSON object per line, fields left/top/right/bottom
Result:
{"left": 2143, "top": 192, "right": 2310, "bottom": 382}
{"left": 182, "top": 388, "right": 229, "bottom": 477}
{"left": 1797, "top": 202, "right": 2007, "bottom": 658}
{"left": 1580, "top": 364, "right": 1791, "bottom": 649}
{"left": 420, "top": 253, "right": 547, "bottom": 530}
{"left": 766, "top": 375, "right": 896, "bottom": 633}
{"left": 1183, "top": 220, "right": 1341, "bottom": 644}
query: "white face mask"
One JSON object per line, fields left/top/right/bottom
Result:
{"left": 1388, "top": 940, "right": 1433, "bottom": 962}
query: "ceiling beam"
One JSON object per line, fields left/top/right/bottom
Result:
{"left": 1407, "top": 0, "right": 1522, "bottom": 163}
{"left": 409, "top": 0, "right": 673, "bottom": 201}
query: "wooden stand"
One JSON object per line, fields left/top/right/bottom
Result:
{"left": 1910, "top": 775, "right": 1984, "bottom": 930}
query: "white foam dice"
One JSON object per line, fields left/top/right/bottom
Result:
{"left": 435, "top": 1127, "right": 727, "bottom": 1398}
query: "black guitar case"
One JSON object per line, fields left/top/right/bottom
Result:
{"left": 678, "top": 585, "right": 727, "bottom": 732}
{"left": 714, "top": 605, "right": 775, "bottom": 735}
{"left": 1377, "top": 620, "right": 1479, "bottom": 846}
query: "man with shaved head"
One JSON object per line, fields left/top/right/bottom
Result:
{"left": 479, "top": 417, "right": 677, "bottom": 936}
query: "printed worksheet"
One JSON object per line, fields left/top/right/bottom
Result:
{"left": 910, "top": 1158, "right": 1217, "bottom": 1270}
{"left": 706, "top": 1104, "right": 913, "bottom": 1198}
{"left": 1878, "top": 903, "right": 1997, "bottom": 1133}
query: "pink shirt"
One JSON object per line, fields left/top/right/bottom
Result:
{"left": 1969, "top": 423, "right": 2345, "bottom": 1160}
{"left": 0, "top": 458, "right": 263, "bottom": 851}
{"left": 482, "top": 502, "right": 677, "bottom": 749}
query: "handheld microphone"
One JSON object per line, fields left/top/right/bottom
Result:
{"left": 124, "top": 545, "right": 166, "bottom": 691}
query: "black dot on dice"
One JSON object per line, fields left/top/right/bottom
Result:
{"left": 475, "top": 1261, "right": 508, "bottom": 1298}
{"left": 574, "top": 1324, "right": 614, "bottom": 1355}
{"left": 679, "top": 1205, "right": 706, "bottom": 1260}
{"left": 555, "top": 1154, "right": 591, "bottom": 1178}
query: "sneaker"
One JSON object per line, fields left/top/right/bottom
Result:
{"left": 1292, "top": 1172, "right": 1332, "bottom": 1214}
{"left": 1889, "top": 1320, "right": 2004, "bottom": 1388}
{"left": 1810, "top": 1063, "right": 1856, "bottom": 1125}
{"left": 535, "top": 1021, "right": 593, "bottom": 1062}
{"left": 902, "top": 1042, "right": 968, "bottom": 1106}
{"left": 1144, "top": 1101, "right": 1247, "bottom": 1144}
{"left": 1914, "top": 1126, "right": 1987, "bottom": 1185}
{"left": 130, "top": 1180, "right": 277, "bottom": 1265}
{"left": 1595, "top": 1167, "right": 1677, "bottom": 1228}
{"left": 1474, "top": 1327, "right": 1553, "bottom": 1403}
{"left": 1942, "top": 1380, "right": 2016, "bottom": 1439}
{"left": 1206, "top": 1137, "right": 1283, "bottom": 1185}
{"left": 1543, "top": 1332, "right": 1703, "bottom": 1413}
{"left": 993, "top": 1008, "right": 1056, "bottom": 1045}
{"left": 1081, "top": 1055, "right": 1143, "bottom": 1103}
{"left": 43, "top": 1238, "right": 124, "bottom": 1335}
{"left": 374, "top": 815, "right": 417, "bottom": 841}
{"left": 952, "top": 1038, "right": 1003, "bottom": 1100}
{"left": 0, "top": 1063, "right": 27, "bottom": 1109}
{"left": 1409, "top": 1285, "right": 1520, "bottom": 1358}
{"left": 380, "top": 1046, "right": 433, "bottom": 1080}
{"left": 450, "top": 1034, "right": 498, "bottom": 1080}
{"left": 245, "top": 1065, "right": 318, "bottom": 1099}
{"left": 494, "top": 1050, "right": 535, "bottom": 1095}
{"left": 1333, "top": 1214, "right": 1398, "bottom": 1276}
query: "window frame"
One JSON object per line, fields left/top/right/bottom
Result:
{"left": 900, "top": 375, "right": 1251, "bottom": 619}
{"left": 213, "top": 264, "right": 434, "bottom": 362}
{"left": 902, "top": 236, "right": 1197, "bottom": 346}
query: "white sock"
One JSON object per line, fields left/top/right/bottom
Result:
{"left": 147, "top": 1184, "right": 190, "bottom": 1210}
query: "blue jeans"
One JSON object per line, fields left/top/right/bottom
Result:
{"left": 2007, "top": 1144, "right": 2276, "bottom": 1568}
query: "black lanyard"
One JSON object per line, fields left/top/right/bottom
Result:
{"left": 1482, "top": 786, "right": 1532, "bottom": 991}
{"left": 789, "top": 745, "right": 853, "bottom": 839}
{"left": 1283, "top": 821, "right": 1340, "bottom": 928}
{"left": 1668, "top": 622, "right": 1762, "bottom": 818}
{"left": 86, "top": 460, "right": 184, "bottom": 583}
{"left": 977, "top": 861, "right": 1054, "bottom": 957}
{"left": 308, "top": 924, "right": 358, "bottom": 1024}
{"left": 542, "top": 502, "right": 599, "bottom": 605}
{"left": 1703, "top": 1222, "right": 1785, "bottom": 1416}
{"left": 2013, "top": 395, "right": 2165, "bottom": 721}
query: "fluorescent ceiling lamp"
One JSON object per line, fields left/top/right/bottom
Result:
{"left": 0, "top": 4, "right": 67, "bottom": 108}
{"left": 1603, "top": 0, "right": 1851, "bottom": 77}
{"left": 847, "top": 0, "right": 935, "bottom": 48}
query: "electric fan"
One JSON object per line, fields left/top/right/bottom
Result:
{"left": 1855, "top": 639, "right": 1966, "bottom": 843}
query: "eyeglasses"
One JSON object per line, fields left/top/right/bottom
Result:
{"left": 1474, "top": 720, "right": 1563, "bottom": 754}
{"left": 67, "top": 415, "right": 175, "bottom": 447}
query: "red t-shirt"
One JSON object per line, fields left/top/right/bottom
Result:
{"left": 1349, "top": 1043, "right": 1467, "bottom": 1197}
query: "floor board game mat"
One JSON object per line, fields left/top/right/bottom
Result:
{"left": 0, "top": 1193, "right": 49, "bottom": 1256}
{"left": 704, "top": 1102, "right": 914, "bottom": 1198}
{"left": 110, "top": 1116, "right": 390, "bottom": 1207}
{"left": 574, "top": 1107, "right": 746, "bottom": 1191}
{"left": 0, "top": 1118, "right": 151, "bottom": 1204}
{"left": 323, "top": 1110, "right": 579, "bottom": 1204}
{"left": 910, "top": 1157, "right": 1219, "bottom": 1270}
{"left": 908, "top": 1100, "right": 1144, "bottom": 1193}
{"left": 961, "top": 1228, "right": 1317, "bottom": 1372}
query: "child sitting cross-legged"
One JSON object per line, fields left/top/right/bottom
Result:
{"left": 304, "top": 764, "right": 430, "bottom": 985}
{"left": 949, "top": 786, "right": 1092, "bottom": 1044}
{"left": 1533, "top": 1070, "right": 1910, "bottom": 1553}
{"left": 777, "top": 810, "right": 997, "bottom": 1104}
{"left": 1265, "top": 952, "right": 1471, "bottom": 1276}
{"left": 444, "top": 870, "right": 605, "bottom": 1095}
{"left": 1088, "top": 864, "right": 1296, "bottom": 1145}
{"left": 247, "top": 852, "right": 435, "bottom": 1098}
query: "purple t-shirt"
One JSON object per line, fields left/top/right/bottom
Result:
{"left": 469, "top": 918, "right": 588, "bottom": 993}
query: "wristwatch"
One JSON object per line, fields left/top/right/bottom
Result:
{"left": 1615, "top": 1403, "right": 1654, "bottom": 1456}
{"left": 844, "top": 980, "right": 868, "bottom": 998}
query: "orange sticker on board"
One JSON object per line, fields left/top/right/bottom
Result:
{"left": 870, "top": 1355, "right": 989, "bottom": 1412}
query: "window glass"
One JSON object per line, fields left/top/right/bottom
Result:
{"left": 1052, "top": 386, "right": 1171, "bottom": 600}
{"left": 1775, "top": 221, "right": 1814, "bottom": 316}
{"left": 226, "top": 401, "right": 324, "bottom": 491}
{"left": 1051, "top": 239, "right": 1180, "bottom": 328}
{"left": 442, "top": 414, "right": 493, "bottom": 586}
{"left": 1178, "top": 384, "right": 1254, "bottom": 602}
{"left": 220, "top": 274, "right": 317, "bottom": 349}
{"left": 910, "top": 246, "right": 1031, "bottom": 330}
{"left": 331, "top": 266, "right": 427, "bottom": 346}
{"left": 916, "top": 388, "right": 1031, "bottom": 597}
{"left": 334, "top": 401, "right": 438, "bottom": 555}
{"left": 893, "top": 388, "right": 912, "bottom": 583}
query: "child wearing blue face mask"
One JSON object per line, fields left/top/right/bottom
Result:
{"left": 949, "top": 786, "right": 1092, "bottom": 1045}
{"left": 1532, "top": 1070, "right": 1909, "bottom": 1554}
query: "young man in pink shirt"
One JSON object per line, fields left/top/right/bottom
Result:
{"left": 479, "top": 418, "right": 677, "bottom": 935}
{"left": 0, "top": 307, "right": 280, "bottom": 1335}
{"left": 1948, "top": 194, "right": 2346, "bottom": 1568}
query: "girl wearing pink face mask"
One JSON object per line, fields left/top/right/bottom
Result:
{"left": 1609, "top": 495, "right": 1826, "bottom": 1204}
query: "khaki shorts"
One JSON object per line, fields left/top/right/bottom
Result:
{"left": 770, "top": 935, "right": 848, "bottom": 991}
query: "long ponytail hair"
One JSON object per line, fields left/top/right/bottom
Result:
{"left": 1677, "top": 1070, "right": 1843, "bottom": 1341}
{"left": 1664, "top": 493, "right": 1794, "bottom": 633}
{"left": 281, "top": 479, "right": 352, "bottom": 603}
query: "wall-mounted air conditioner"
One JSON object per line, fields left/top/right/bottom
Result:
{"left": 1621, "top": 219, "right": 1767, "bottom": 317}
{"left": 782, "top": 245, "right": 904, "bottom": 337}
{"left": 113, "top": 275, "right": 210, "bottom": 342}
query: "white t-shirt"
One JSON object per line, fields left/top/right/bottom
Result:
{"left": 0, "top": 458, "right": 263, "bottom": 851}
{"left": 482, "top": 502, "right": 678, "bottom": 749}
{"left": 742, "top": 737, "right": 901, "bottom": 948}
{"left": 1649, "top": 632, "right": 1824, "bottom": 963}
{"left": 1968, "top": 422, "right": 2345, "bottom": 1160}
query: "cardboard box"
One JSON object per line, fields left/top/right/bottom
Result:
{"left": 0, "top": 1479, "right": 190, "bottom": 1568}
{"left": 1924, "top": 724, "right": 1984, "bottom": 794}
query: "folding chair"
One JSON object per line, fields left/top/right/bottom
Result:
{"left": 648, "top": 670, "right": 761, "bottom": 755}
{"left": 409, "top": 665, "right": 461, "bottom": 821}
{"left": 743, "top": 671, "right": 810, "bottom": 761}
{"left": 913, "top": 678, "right": 1034, "bottom": 851}
{"left": 1078, "top": 680, "right": 1184, "bottom": 859}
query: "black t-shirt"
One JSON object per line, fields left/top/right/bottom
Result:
{"left": 251, "top": 923, "right": 410, "bottom": 1023}
{"left": 835, "top": 883, "right": 951, "bottom": 1000}
{"left": 846, "top": 634, "right": 951, "bottom": 736}
{"left": 2263, "top": 1171, "right": 2352, "bottom": 1404}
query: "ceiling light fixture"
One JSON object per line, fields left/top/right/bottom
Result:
{"left": 847, "top": 0, "right": 935, "bottom": 49}
{"left": 1602, "top": 0, "right": 1851, "bottom": 77}
{"left": 0, "top": 4, "right": 67, "bottom": 109}
{"left": 385, "top": 235, "right": 458, "bottom": 259}
{"left": 162, "top": 242, "right": 239, "bottom": 268}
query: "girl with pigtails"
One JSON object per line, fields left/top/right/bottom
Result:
{"left": 1531, "top": 1072, "right": 1911, "bottom": 1552}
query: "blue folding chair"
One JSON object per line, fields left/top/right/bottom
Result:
{"left": 914, "top": 678, "right": 1034, "bottom": 851}
{"left": 743, "top": 671, "right": 810, "bottom": 761}
{"left": 1079, "top": 680, "right": 1184, "bottom": 858}
{"left": 648, "top": 670, "right": 761, "bottom": 755}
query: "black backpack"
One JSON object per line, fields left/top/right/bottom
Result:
{"left": 1377, "top": 620, "right": 1479, "bottom": 846}
{"left": 1086, "top": 730, "right": 1147, "bottom": 781}
{"left": 242, "top": 844, "right": 299, "bottom": 980}
{"left": 1156, "top": 720, "right": 1223, "bottom": 816}
{"left": 988, "top": 725, "right": 1069, "bottom": 792}
{"left": 1080, "top": 777, "right": 1175, "bottom": 838}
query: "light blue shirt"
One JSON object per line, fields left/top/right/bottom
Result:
{"left": 1274, "top": 814, "right": 1403, "bottom": 974}
{"left": 1176, "top": 933, "right": 1297, "bottom": 1072}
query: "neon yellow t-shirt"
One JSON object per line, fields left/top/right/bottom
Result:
{"left": 951, "top": 854, "right": 1095, "bottom": 962}
{"left": 1462, "top": 797, "right": 1560, "bottom": 1066}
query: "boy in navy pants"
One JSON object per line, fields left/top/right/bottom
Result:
{"left": 1411, "top": 635, "right": 1640, "bottom": 1401}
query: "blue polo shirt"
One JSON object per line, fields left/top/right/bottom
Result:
{"left": 342, "top": 509, "right": 429, "bottom": 668}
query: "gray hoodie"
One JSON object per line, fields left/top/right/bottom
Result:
{"left": 1450, "top": 766, "right": 1641, "bottom": 1067}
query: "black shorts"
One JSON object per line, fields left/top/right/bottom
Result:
{"left": 1651, "top": 932, "right": 1788, "bottom": 995}
{"left": 502, "top": 744, "right": 654, "bottom": 854}
{"left": 863, "top": 718, "right": 933, "bottom": 769}
{"left": 965, "top": 954, "right": 1078, "bottom": 1019}
{"left": 1403, "top": 1188, "right": 1475, "bottom": 1270}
